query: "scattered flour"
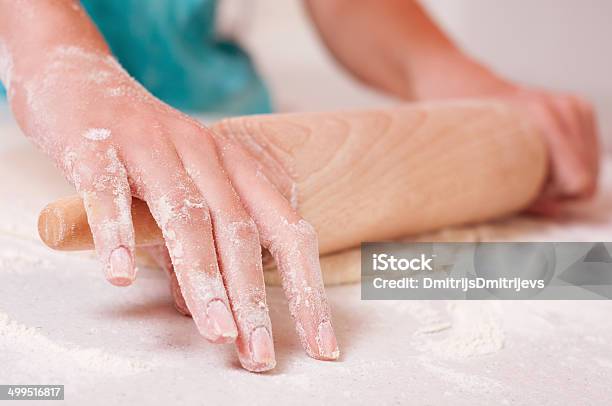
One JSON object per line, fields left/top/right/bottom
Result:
{"left": 0, "top": 310, "right": 152, "bottom": 380}
{"left": 87, "top": 69, "right": 113, "bottom": 84}
{"left": 0, "top": 249, "right": 53, "bottom": 272}
{"left": 417, "top": 355, "right": 506, "bottom": 395}
{"left": 415, "top": 301, "right": 505, "bottom": 359}
{"left": 105, "top": 86, "right": 126, "bottom": 97}
{"left": 382, "top": 300, "right": 505, "bottom": 359}
{"left": 83, "top": 128, "right": 111, "bottom": 141}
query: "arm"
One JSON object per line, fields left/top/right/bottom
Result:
{"left": 304, "top": 0, "right": 506, "bottom": 100}
{"left": 305, "top": 0, "right": 599, "bottom": 211}
{"left": 0, "top": 0, "right": 338, "bottom": 371}
{"left": 0, "top": 1, "right": 108, "bottom": 90}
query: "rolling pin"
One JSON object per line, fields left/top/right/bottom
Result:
{"left": 38, "top": 101, "right": 548, "bottom": 253}
{"left": 39, "top": 195, "right": 161, "bottom": 250}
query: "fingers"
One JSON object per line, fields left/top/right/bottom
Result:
{"left": 212, "top": 124, "right": 339, "bottom": 361}
{"left": 174, "top": 125, "right": 275, "bottom": 372}
{"left": 67, "top": 145, "right": 136, "bottom": 286}
{"left": 524, "top": 93, "right": 596, "bottom": 202}
{"left": 573, "top": 96, "right": 600, "bottom": 195}
{"left": 548, "top": 95, "right": 599, "bottom": 198}
{"left": 219, "top": 118, "right": 298, "bottom": 208}
{"left": 529, "top": 99, "right": 581, "bottom": 195}
{"left": 144, "top": 245, "right": 190, "bottom": 316}
{"left": 125, "top": 141, "right": 238, "bottom": 344}
{"left": 524, "top": 90, "right": 601, "bottom": 216}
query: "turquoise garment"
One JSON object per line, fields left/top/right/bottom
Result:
{"left": 1, "top": 0, "right": 271, "bottom": 114}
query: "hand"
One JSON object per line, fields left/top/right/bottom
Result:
{"left": 10, "top": 46, "right": 339, "bottom": 371}
{"left": 409, "top": 56, "right": 600, "bottom": 214}
{"left": 502, "top": 86, "right": 599, "bottom": 214}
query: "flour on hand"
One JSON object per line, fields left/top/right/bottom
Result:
{"left": 82, "top": 128, "right": 112, "bottom": 141}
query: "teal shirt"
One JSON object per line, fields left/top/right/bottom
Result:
{"left": 2, "top": 0, "right": 271, "bottom": 115}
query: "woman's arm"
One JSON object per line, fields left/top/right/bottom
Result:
{"left": 304, "top": 0, "right": 503, "bottom": 100}
{"left": 0, "top": 1, "right": 110, "bottom": 101}
{"left": 305, "top": 0, "right": 599, "bottom": 213}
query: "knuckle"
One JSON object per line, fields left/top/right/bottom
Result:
{"left": 240, "top": 288, "right": 269, "bottom": 319}
{"left": 293, "top": 220, "right": 318, "bottom": 247}
{"left": 224, "top": 218, "right": 259, "bottom": 244}
{"left": 150, "top": 191, "right": 210, "bottom": 231}
{"left": 188, "top": 122, "right": 210, "bottom": 139}
{"left": 268, "top": 218, "right": 318, "bottom": 254}
{"left": 175, "top": 119, "right": 214, "bottom": 142}
{"left": 63, "top": 144, "right": 127, "bottom": 191}
{"left": 210, "top": 118, "right": 233, "bottom": 137}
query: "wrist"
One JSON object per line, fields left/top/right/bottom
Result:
{"left": 8, "top": 46, "right": 124, "bottom": 150}
{"left": 1, "top": 0, "right": 110, "bottom": 86}
{"left": 402, "top": 49, "right": 515, "bottom": 101}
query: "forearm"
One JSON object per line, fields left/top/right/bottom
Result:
{"left": 0, "top": 0, "right": 110, "bottom": 105}
{"left": 0, "top": 0, "right": 123, "bottom": 161}
{"left": 306, "top": 0, "right": 512, "bottom": 100}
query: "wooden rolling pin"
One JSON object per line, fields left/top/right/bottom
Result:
{"left": 38, "top": 101, "right": 548, "bottom": 252}
{"left": 39, "top": 195, "right": 161, "bottom": 250}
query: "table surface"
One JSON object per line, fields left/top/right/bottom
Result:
{"left": 1, "top": 105, "right": 611, "bottom": 405}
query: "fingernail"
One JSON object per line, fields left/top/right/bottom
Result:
{"left": 108, "top": 247, "right": 135, "bottom": 286}
{"left": 206, "top": 300, "right": 238, "bottom": 342}
{"left": 249, "top": 326, "right": 276, "bottom": 369}
{"left": 317, "top": 321, "right": 340, "bottom": 360}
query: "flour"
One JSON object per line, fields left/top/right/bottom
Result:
{"left": 86, "top": 69, "right": 113, "bottom": 85}
{"left": 0, "top": 249, "right": 53, "bottom": 272}
{"left": 414, "top": 301, "right": 505, "bottom": 359}
{"left": 415, "top": 321, "right": 452, "bottom": 335}
{"left": 0, "top": 41, "right": 13, "bottom": 91}
{"left": 266, "top": 218, "right": 337, "bottom": 359}
{"left": 74, "top": 146, "right": 134, "bottom": 282}
{"left": 417, "top": 356, "right": 506, "bottom": 395}
{"left": 0, "top": 311, "right": 151, "bottom": 378}
{"left": 51, "top": 46, "right": 117, "bottom": 67}
{"left": 105, "top": 86, "right": 126, "bottom": 97}
{"left": 83, "top": 128, "right": 111, "bottom": 141}
{"left": 289, "top": 182, "right": 298, "bottom": 209}
{"left": 21, "top": 44, "right": 141, "bottom": 159}
{"left": 380, "top": 299, "right": 505, "bottom": 359}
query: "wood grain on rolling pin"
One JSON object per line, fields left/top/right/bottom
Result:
{"left": 37, "top": 101, "right": 548, "bottom": 253}
{"left": 39, "top": 196, "right": 161, "bottom": 250}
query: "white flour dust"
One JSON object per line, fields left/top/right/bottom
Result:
{"left": 416, "top": 355, "right": 506, "bottom": 395}
{"left": 0, "top": 310, "right": 151, "bottom": 380}
{"left": 0, "top": 249, "right": 53, "bottom": 273}
{"left": 415, "top": 302, "right": 505, "bottom": 359}
{"left": 82, "top": 128, "right": 111, "bottom": 141}
{"left": 383, "top": 300, "right": 505, "bottom": 359}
